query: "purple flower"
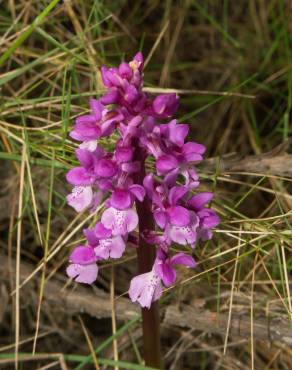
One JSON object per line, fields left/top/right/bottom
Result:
{"left": 66, "top": 167, "right": 95, "bottom": 186}
{"left": 144, "top": 175, "right": 190, "bottom": 229}
{"left": 129, "top": 270, "right": 163, "bottom": 309}
{"left": 67, "top": 263, "right": 98, "bottom": 284}
{"left": 70, "top": 99, "right": 122, "bottom": 144}
{"left": 101, "top": 207, "right": 138, "bottom": 236}
{"left": 69, "top": 245, "right": 97, "bottom": 264}
{"left": 156, "top": 142, "right": 205, "bottom": 187}
{"left": 197, "top": 209, "right": 220, "bottom": 241}
{"left": 66, "top": 148, "right": 102, "bottom": 186}
{"left": 187, "top": 192, "right": 220, "bottom": 241}
{"left": 151, "top": 94, "right": 179, "bottom": 119}
{"left": 66, "top": 245, "right": 98, "bottom": 284}
{"left": 166, "top": 212, "right": 199, "bottom": 247}
{"left": 85, "top": 222, "right": 126, "bottom": 259}
{"left": 66, "top": 186, "right": 93, "bottom": 212}
{"left": 159, "top": 119, "right": 189, "bottom": 147}
{"left": 100, "top": 53, "right": 145, "bottom": 111}
{"left": 65, "top": 53, "right": 220, "bottom": 308}
{"left": 109, "top": 185, "right": 145, "bottom": 210}
{"left": 187, "top": 192, "right": 213, "bottom": 210}
{"left": 155, "top": 248, "right": 196, "bottom": 287}
{"left": 65, "top": 149, "right": 118, "bottom": 207}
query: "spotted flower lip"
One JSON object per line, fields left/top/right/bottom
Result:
{"left": 101, "top": 207, "right": 139, "bottom": 236}
{"left": 66, "top": 186, "right": 93, "bottom": 212}
{"left": 65, "top": 53, "right": 219, "bottom": 307}
{"left": 67, "top": 263, "right": 98, "bottom": 284}
{"left": 128, "top": 270, "right": 163, "bottom": 309}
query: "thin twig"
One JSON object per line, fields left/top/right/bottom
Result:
{"left": 14, "top": 142, "right": 26, "bottom": 370}
{"left": 143, "top": 86, "right": 255, "bottom": 99}
{"left": 223, "top": 232, "right": 240, "bottom": 354}
{"left": 280, "top": 241, "right": 292, "bottom": 320}
{"left": 110, "top": 266, "right": 119, "bottom": 370}
{"left": 144, "top": 21, "right": 169, "bottom": 67}
{"left": 250, "top": 253, "right": 258, "bottom": 370}
{"left": 78, "top": 316, "right": 100, "bottom": 370}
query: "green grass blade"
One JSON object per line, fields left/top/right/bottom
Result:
{"left": 0, "top": 0, "right": 61, "bottom": 67}
{"left": 74, "top": 315, "right": 141, "bottom": 370}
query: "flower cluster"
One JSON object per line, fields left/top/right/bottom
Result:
{"left": 66, "top": 53, "right": 220, "bottom": 308}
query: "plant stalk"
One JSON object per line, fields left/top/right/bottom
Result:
{"left": 135, "top": 149, "right": 162, "bottom": 369}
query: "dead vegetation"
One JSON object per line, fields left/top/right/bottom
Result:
{"left": 0, "top": 1, "right": 291, "bottom": 369}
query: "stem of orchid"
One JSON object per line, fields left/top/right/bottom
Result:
{"left": 135, "top": 150, "right": 162, "bottom": 369}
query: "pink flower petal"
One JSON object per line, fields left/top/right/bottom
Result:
{"left": 156, "top": 263, "right": 176, "bottom": 287}
{"left": 67, "top": 186, "right": 93, "bottom": 212}
{"left": 66, "top": 167, "right": 94, "bottom": 186}
{"left": 168, "top": 206, "right": 190, "bottom": 227}
{"left": 156, "top": 155, "right": 178, "bottom": 174}
{"left": 129, "top": 185, "right": 145, "bottom": 202}
{"left": 79, "top": 140, "right": 98, "bottom": 152}
{"left": 170, "top": 253, "right": 196, "bottom": 268}
{"left": 69, "top": 246, "right": 96, "bottom": 264}
{"left": 154, "top": 210, "right": 168, "bottom": 229}
{"left": 168, "top": 186, "right": 189, "bottom": 206}
{"left": 94, "top": 236, "right": 125, "bottom": 259}
{"left": 89, "top": 98, "right": 103, "bottom": 120}
{"left": 129, "top": 271, "right": 162, "bottom": 309}
{"left": 101, "top": 207, "right": 138, "bottom": 236}
{"left": 115, "top": 146, "right": 133, "bottom": 162}
{"left": 66, "top": 263, "right": 98, "bottom": 284}
{"left": 168, "top": 225, "right": 197, "bottom": 246}
{"left": 94, "top": 222, "right": 112, "bottom": 239}
{"left": 188, "top": 192, "right": 213, "bottom": 211}
{"left": 76, "top": 148, "right": 94, "bottom": 168}
{"left": 168, "top": 120, "right": 189, "bottom": 147}
{"left": 95, "top": 159, "right": 117, "bottom": 178}
{"left": 110, "top": 189, "right": 132, "bottom": 210}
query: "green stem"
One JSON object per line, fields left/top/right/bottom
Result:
{"left": 135, "top": 149, "right": 162, "bottom": 369}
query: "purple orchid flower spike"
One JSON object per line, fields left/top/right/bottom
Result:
{"left": 65, "top": 53, "right": 220, "bottom": 317}
{"left": 100, "top": 53, "right": 144, "bottom": 111}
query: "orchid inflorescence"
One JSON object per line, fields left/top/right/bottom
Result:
{"left": 66, "top": 52, "right": 220, "bottom": 308}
